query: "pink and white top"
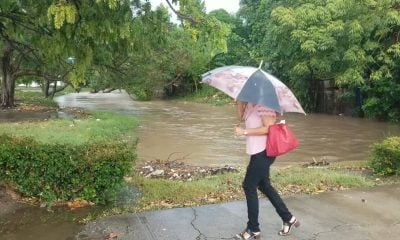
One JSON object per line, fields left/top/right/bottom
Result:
{"left": 244, "top": 104, "right": 277, "bottom": 155}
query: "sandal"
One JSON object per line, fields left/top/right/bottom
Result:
{"left": 235, "top": 228, "right": 261, "bottom": 239}
{"left": 278, "top": 216, "right": 300, "bottom": 236}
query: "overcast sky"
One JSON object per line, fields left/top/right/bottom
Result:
{"left": 149, "top": 0, "right": 240, "bottom": 14}
{"left": 203, "top": 0, "right": 240, "bottom": 13}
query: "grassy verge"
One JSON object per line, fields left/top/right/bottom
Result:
{"left": 3, "top": 88, "right": 138, "bottom": 145}
{"left": 178, "top": 85, "right": 233, "bottom": 105}
{"left": 15, "top": 88, "right": 59, "bottom": 108}
{"left": 0, "top": 111, "right": 138, "bottom": 145}
{"left": 131, "top": 161, "right": 388, "bottom": 211}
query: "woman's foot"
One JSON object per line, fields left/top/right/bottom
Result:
{"left": 235, "top": 228, "right": 261, "bottom": 239}
{"left": 278, "top": 216, "right": 300, "bottom": 236}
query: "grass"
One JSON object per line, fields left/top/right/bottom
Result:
{"left": 132, "top": 162, "right": 378, "bottom": 211}
{"left": 11, "top": 88, "right": 139, "bottom": 144}
{"left": 0, "top": 111, "right": 139, "bottom": 145}
{"left": 179, "top": 85, "right": 233, "bottom": 106}
{"left": 272, "top": 166, "right": 374, "bottom": 194}
{"left": 3, "top": 88, "right": 140, "bottom": 145}
{"left": 328, "top": 160, "right": 370, "bottom": 170}
{"left": 15, "top": 89, "right": 59, "bottom": 108}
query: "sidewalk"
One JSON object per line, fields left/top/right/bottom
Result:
{"left": 77, "top": 184, "right": 400, "bottom": 240}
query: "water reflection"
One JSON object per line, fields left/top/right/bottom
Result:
{"left": 56, "top": 91, "right": 400, "bottom": 167}
{"left": 0, "top": 203, "right": 89, "bottom": 240}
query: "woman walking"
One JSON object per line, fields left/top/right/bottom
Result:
{"left": 234, "top": 101, "right": 299, "bottom": 240}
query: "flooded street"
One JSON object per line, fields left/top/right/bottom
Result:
{"left": 56, "top": 90, "right": 400, "bottom": 167}
{"left": 1, "top": 90, "right": 399, "bottom": 240}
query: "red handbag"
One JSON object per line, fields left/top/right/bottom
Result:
{"left": 266, "top": 121, "right": 299, "bottom": 157}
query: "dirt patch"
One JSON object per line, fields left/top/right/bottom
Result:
{"left": 0, "top": 186, "right": 25, "bottom": 216}
{"left": 57, "top": 107, "right": 91, "bottom": 119}
{"left": 0, "top": 104, "right": 89, "bottom": 122}
{"left": 1, "top": 103, "right": 55, "bottom": 113}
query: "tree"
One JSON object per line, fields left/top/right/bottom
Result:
{"left": 121, "top": 0, "right": 231, "bottom": 99}
{"left": 360, "top": 1, "right": 400, "bottom": 121}
{"left": 209, "top": 9, "right": 254, "bottom": 66}
{"left": 0, "top": 0, "right": 135, "bottom": 107}
{"left": 244, "top": 0, "right": 400, "bottom": 118}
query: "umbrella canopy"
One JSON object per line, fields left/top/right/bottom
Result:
{"left": 201, "top": 66, "right": 306, "bottom": 115}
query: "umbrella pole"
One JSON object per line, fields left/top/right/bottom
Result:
{"left": 258, "top": 60, "right": 264, "bottom": 69}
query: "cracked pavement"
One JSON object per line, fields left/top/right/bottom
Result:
{"left": 77, "top": 184, "right": 400, "bottom": 240}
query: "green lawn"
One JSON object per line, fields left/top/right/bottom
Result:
{"left": 0, "top": 111, "right": 139, "bottom": 145}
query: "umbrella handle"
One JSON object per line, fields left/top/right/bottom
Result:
{"left": 258, "top": 60, "right": 264, "bottom": 69}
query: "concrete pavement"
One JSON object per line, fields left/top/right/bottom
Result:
{"left": 77, "top": 184, "right": 400, "bottom": 240}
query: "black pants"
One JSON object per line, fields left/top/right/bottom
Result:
{"left": 243, "top": 150, "right": 292, "bottom": 232}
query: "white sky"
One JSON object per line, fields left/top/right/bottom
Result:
{"left": 149, "top": 0, "right": 240, "bottom": 14}
{"left": 203, "top": 0, "right": 240, "bottom": 13}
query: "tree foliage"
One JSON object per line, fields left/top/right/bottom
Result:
{"left": 240, "top": 0, "right": 400, "bottom": 120}
{"left": 2, "top": 0, "right": 399, "bottom": 121}
{"left": 0, "top": 0, "right": 232, "bottom": 105}
{"left": 121, "top": 0, "right": 231, "bottom": 99}
{"left": 0, "top": 0, "right": 136, "bottom": 106}
{"left": 209, "top": 9, "right": 254, "bottom": 66}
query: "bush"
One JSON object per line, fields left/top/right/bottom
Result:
{"left": 362, "top": 79, "right": 400, "bottom": 122}
{"left": 183, "top": 85, "right": 233, "bottom": 105}
{"left": 370, "top": 136, "right": 400, "bottom": 176}
{"left": 0, "top": 134, "right": 136, "bottom": 204}
{"left": 127, "top": 86, "right": 152, "bottom": 101}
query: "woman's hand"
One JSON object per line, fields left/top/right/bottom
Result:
{"left": 235, "top": 127, "right": 246, "bottom": 136}
{"left": 236, "top": 101, "right": 247, "bottom": 121}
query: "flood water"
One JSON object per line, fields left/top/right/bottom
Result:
{"left": 56, "top": 90, "right": 400, "bottom": 167}
{"left": 1, "top": 90, "right": 399, "bottom": 240}
{"left": 0, "top": 201, "right": 92, "bottom": 240}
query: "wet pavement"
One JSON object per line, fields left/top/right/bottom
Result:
{"left": 77, "top": 184, "right": 400, "bottom": 240}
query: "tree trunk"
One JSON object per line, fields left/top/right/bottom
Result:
{"left": 43, "top": 79, "right": 50, "bottom": 98}
{"left": 50, "top": 80, "right": 57, "bottom": 99}
{"left": 1, "top": 73, "right": 15, "bottom": 108}
{"left": 47, "top": 82, "right": 69, "bottom": 99}
{"left": 1, "top": 42, "right": 15, "bottom": 108}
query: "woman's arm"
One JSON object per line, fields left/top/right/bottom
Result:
{"left": 235, "top": 114, "right": 275, "bottom": 136}
{"left": 236, "top": 101, "right": 246, "bottom": 121}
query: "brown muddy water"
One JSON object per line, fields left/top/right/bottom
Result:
{"left": 1, "top": 90, "right": 399, "bottom": 240}
{"left": 55, "top": 90, "right": 400, "bottom": 167}
{"left": 0, "top": 194, "right": 90, "bottom": 240}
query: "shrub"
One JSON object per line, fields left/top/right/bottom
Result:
{"left": 369, "top": 136, "right": 400, "bottom": 176}
{"left": 183, "top": 85, "right": 233, "bottom": 105}
{"left": 0, "top": 134, "right": 136, "bottom": 204}
{"left": 362, "top": 79, "right": 400, "bottom": 122}
{"left": 127, "top": 86, "right": 152, "bottom": 101}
